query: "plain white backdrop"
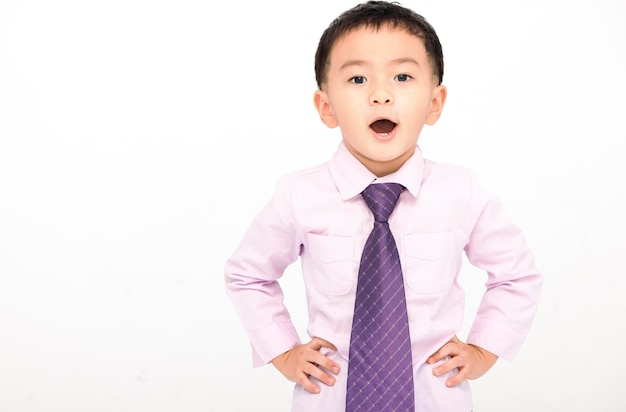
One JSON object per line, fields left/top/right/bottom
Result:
{"left": 1, "top": 0, "right": 625, "bottom": 411}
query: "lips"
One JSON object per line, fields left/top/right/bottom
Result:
{"left": 370, "top": 119, "right": 397, "bottom": 134}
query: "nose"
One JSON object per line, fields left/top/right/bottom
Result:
{"left": 369, "top": 86, "right": 393, "bottom": 106}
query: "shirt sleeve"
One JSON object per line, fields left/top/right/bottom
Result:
{"left": 224, "top": 175, "right": 302, "bottom": 367}
{"left": 464, "top": 172, "right": 543, "bottom": 361}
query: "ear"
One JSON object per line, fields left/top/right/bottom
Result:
{"left": 313, "top": 89, "right": 338, "bottom": 128}
{"left": 425, "top": 84, "right": 447, "bottom": 125}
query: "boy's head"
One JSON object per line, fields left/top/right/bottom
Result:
{"left": 312, "top": 1, "right": 448, "bottom": 177}
{"left": 315, "top": 1, "right": 444, "bottom": 90}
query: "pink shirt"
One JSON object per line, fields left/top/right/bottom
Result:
{"left": 225, "top": 143, "right": 542, "bottom": 411}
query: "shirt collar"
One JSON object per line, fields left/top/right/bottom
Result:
{"left": 328, "top": 142, "right": 424, "bottom": 200}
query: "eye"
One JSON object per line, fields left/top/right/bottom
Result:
{"left": 395, "top": 73, "right": 412, "bottom": 82}
{"left": 349, "top": 76, "right": 366, "bottom": 84}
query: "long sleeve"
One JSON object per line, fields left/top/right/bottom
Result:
{"left": 225, "top": 176, "right": 302, "bottom": 367}
{"left": 464, "top": 173, "right": 543, "bottom": 361}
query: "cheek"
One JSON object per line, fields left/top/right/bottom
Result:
{"left": 403, "top": 97, "right": 432, "bottom": 122}
{"left": 330, "top": 100, "right": 358, "bottom": 126}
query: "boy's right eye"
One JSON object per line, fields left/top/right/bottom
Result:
{"left": 349, "top": 76, "right": 366, "bottom": 84}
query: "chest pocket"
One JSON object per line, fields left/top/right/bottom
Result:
{"left": 403, "top": 231, "right": 458, "bottom": 294}
{"left": 306, "top": 233, "right": 355, "bottom": 296}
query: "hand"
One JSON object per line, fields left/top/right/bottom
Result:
{"left": 427, "top": 335, "right": 498, "bottom": 387}
{"left": 271, "top": 337, "right": 341, "bottom": 394}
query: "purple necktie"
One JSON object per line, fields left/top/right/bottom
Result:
{"left": 346, "top": 183, "right": 415, "bottom": 411}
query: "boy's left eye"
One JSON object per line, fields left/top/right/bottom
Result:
{"left": 395, "top": 74, "right": 411, "bottom": 82}
{"left": 350, "top": 76, "right": 366, "bottom": 84}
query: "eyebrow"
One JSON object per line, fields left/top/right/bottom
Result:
{"left": 339, "top": 57, "right": 420, "bottom": 71}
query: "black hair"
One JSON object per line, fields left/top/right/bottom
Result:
{"left": 314, "top": 1, "right": 444, "bottom": 88}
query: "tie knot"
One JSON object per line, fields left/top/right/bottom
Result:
{"left": 362, "top": 183, "right": 404, "bottom": 222}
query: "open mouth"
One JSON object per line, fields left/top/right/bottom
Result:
{"left": 370, "top": 119, "right": 397, "bottom": 134}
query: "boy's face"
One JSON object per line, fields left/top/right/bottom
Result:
{"left": 314, "top": 25, "right": 447, "bottom": 177}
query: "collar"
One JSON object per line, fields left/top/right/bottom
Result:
{"left": 328, "top": 142, "right": 424, "bottom": 200}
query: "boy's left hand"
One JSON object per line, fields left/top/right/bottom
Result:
{"left": 426, "top": 335, "right": 498, "bottom": 387}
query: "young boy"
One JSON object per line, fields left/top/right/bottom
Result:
{"left": 225, "top": 1, "right": 542, "bottom": 410}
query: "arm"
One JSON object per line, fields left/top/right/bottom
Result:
{"left": 429, "top": 174, "right": 542, "bottom": 385}
{"left": 463, "top": 181, "right": 543, "bottom": 361}
{"left": 224, "top": 176, "right": 302, "bottom": 367}
{"left": 225, "top": 176, "right": 340, "bottom": 392}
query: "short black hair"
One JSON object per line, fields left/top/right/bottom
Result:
{"left": 314, "top": 1, "right": 444, "bottom": 88}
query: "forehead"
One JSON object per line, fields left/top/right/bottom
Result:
{"left": 329, "top": 24, "right": 427, "bottom": 66}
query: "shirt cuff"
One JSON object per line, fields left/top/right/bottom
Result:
{"left": 250, "top": 320, "right": 302, "bottom": 368}
{"left": 466, "top": 316, "right": 530, "bottom": 362}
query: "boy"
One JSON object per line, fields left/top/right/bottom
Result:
{"left": 225, "top": 1, "right": 542, "bottom": 411}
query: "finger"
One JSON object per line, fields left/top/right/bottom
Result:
{"left": 427, "top": 344, "right": 447, "bottom": 364}
{"left": 427, "top": 335, "right": 462, "bottom": 364}
{"left": 308, "top": 350, "right": 340, "bottom": 375}
{"left": 427, "top": 349, "right": 443, "bottom": 364}
{"left": 445, "top": 367, "right": 468, "bottom": 388}
{"left": 296, "top": 371, "right": 322, "bottom": 394}
{"left": 427, "top": 341, "right": 459, "bottom": 364}
{"left": 303, "top": 361, "right": 337, "bottom": 387}
{"left": 431, "top": 355, "right": 469, "bottom": 387}
{"left": 432, "top": 354, "right": 462, "bottom": 377}
{"left": 309, "top": 336, "right": 338, "bottom": 351}
{"left": 307, "top": 337, "right": 340, "bottom": 374}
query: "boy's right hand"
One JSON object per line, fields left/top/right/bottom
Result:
{"left": 270, "top": 337, "right": 341, "bottom": 394}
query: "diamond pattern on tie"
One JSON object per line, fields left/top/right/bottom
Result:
{"left": 346, "top": 183, "right": 415, "bottom": 412}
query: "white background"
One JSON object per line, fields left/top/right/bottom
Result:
{"left": 1, "top": 0, "right": 625, "bottom": 411}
